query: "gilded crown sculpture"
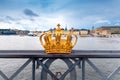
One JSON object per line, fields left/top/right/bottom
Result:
{"left": 40, "top": 24, "right": 78, "bottom": 54}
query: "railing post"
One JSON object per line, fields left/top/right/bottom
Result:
{"left": 32, "top": 58, "right": 36, "bottom": 80}
{"left": 82, "top": 58, "right": 85, "bottom": 80}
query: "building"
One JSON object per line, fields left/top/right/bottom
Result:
{"left": 79, "top": 29, "right": 89, "bottom": 37}
{"left": 0, "top": 29, "right": 30, "bottom": 35}
{"left": 15, "top": 29, "right": 29, "bottom": 35}
{"left": 91, "top": 26, "right": 95, "bottom": 32}
{"left": 96, "top": 26, "right": 120, "bottom": 37}
{"left": 90, "top": 26, "right": 96, "bottom": 36}
{"left": 0, "top": 29, "right": 16, "bottom": 35}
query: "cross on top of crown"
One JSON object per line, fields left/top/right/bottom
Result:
{"left": 57, "top": 24, "right": 61, "bottom": 27}
{"left": 56, "top": 24, "right": 61, "bottom": 32}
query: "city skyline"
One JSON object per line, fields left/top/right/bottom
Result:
{"left": 0, "top": 0, "right": 120, "bottom": 31}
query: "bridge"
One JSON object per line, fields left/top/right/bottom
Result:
{"left": 0, "top": 50, "right": 120, "bottom": 80}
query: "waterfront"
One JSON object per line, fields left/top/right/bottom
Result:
{"left": 0, "top": 36, "right": 120, "bottom": 80}
{"left": 0, "top": 35, "right": 120, "bottom": 50}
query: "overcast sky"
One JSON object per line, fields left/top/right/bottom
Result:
{"left": 0, "top": 0, "right": 120, "bottom": 31}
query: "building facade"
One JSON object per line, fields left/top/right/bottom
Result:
{"left": 96, "top": 26, "right": 120, "bottom": 36}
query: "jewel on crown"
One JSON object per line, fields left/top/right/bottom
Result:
{"left": 40, "top": 24, "right": 78, "bottom": 54}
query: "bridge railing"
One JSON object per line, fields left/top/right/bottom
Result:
{"left": 0, "top": 50, "right": 120, "bottom": 80}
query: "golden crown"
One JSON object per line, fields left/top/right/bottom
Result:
{"left": 40, "top": 24, "right": 78, "bottom": 54}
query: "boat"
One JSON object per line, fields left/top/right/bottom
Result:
{"left": 28, "top": 32, "right": 37, "bottom": 37}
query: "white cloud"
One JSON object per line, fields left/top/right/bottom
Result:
{"left": 0, "top": 15, "right": 67, "bottom": 31}
{"left": 0, "top": 15, "right": 104, "bottom": 30}
{"left": 94, "top": 20, "right": 111, "bottom": 24}
{"left": 0, "top": 22, "right": 25, "bottom": 30}
{"left": 0, "top": 22, "right": 11, "bottom": 29}
{"left": 33, "top": 16, "right": 67, "bottom": 31}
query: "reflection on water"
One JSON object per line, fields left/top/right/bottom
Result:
{"left": 0, "top": 36, "right": 120, "bottom": 50}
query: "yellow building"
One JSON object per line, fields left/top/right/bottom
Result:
{"left": 96, "top": 26, "right": 120, "bottom": 37}
{"left": 79, "top": 29, "right": 89, "bottom": 37}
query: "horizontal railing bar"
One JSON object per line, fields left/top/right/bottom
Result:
{"left": 0, "top": 50, "right": 120, "bottom": 58}
{"left": 72, "top": 50, "right": 120, "bottom": 53}
{"left": 0, "top": 50, "right": 44, "bottom": 53}
{"left": 0, "top": 50, "right": 120, "bottom": 53}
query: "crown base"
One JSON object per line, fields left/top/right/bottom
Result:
{"left": 45, "top": 49, "right": 72, "bottom": 54}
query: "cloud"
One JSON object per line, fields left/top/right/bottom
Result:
{"left": 23, "top": 9, "right": 39, "bottom": 17}
{"left": 5, "top": 16, "right": 15, "bottom": 21}
{"left": 0, "top": 0, "right": 120, "bottom": 30}
{"left": 0, "top": 21, "right": 26, "bottom": 30}
{"left": 94, "top": 20, "right": 111, "bottom": 24}
{"left": 0, "top": 18, "right": 4, "bottom": 22}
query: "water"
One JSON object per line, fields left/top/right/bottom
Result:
{"left": 74, "top": 37, "right": 120, "bottom": 50}
{"left": 0, "top": 35, "right": 42, "bottom": 50}
{"left": 0, "top": 35, "right": 120, "bottom": 50}
{"left": 0, "top": 36, "right": 120, "bottom": 80}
